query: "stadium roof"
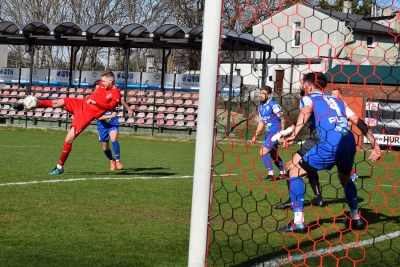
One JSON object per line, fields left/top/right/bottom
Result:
{"left": 325, "top": 65, "right": 400, "bottom": 85}
{"left": 0, "top": 21, "right": 273, "bottom": 52}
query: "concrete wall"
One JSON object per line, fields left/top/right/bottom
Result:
{"left": 0, "top": 45, "right": 8, "bottom": 67}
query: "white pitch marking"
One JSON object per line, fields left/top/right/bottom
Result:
{"left": 0, "top": 174, "right": 234, "bottom": 187}
{"left": 257, "top": 230, "right": 400, "bottom": 267}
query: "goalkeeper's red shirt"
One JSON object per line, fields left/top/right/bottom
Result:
{"left": 85, "top": 84, "right": 121, "bottom": 118}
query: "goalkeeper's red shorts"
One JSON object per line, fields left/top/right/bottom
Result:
{"left": 63, "top": 98, "right": 96, "bottom": 137}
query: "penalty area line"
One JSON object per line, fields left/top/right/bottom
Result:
{"left": 0, "top": 174, "right": 235, "bottom": 187}
{"left": 258, "top": 230, "right": 400, "bottom": 267}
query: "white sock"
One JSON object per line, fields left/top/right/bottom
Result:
{"left": 294, "top": 211, "right": 304, "bottom": 224}
{"left": 268, "top": 170, "right": 274, "bottom": 175}
{"left": 280, "top": 170, "right": 285, "bottom": 174}
{"left": 57, "top": 164, "right": 63, "bottom": 169}
{"left": 350, "top": 209, "right": 359, "bottom": 219}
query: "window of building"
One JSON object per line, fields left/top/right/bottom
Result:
{"left": 367, "top": 35, "right": 376, "bottom": 48}
{"left": 293, "top": 22, "right": 301, "bottom": 47}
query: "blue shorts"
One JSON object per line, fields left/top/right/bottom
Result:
{"left": 98, "top": 124, "right": 118, "bottom": 142}
{"left": 263, "top": 134, "right": 279, "bottom": 151}
{"left": 299, "top": 138, "right": 356, "bottom": 174}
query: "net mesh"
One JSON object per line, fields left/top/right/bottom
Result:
{"left": 209, "top": 1, "right": 400, "bottom": 266}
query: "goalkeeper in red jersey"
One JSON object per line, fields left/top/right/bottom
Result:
{"left": 12, "top": 70, "right": 121, "bottom": 175}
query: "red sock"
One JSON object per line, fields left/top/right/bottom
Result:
{"left": 351, "top": 169, "right": 356, "bottom": 175}
{"left": 58, "top": 142, "right": 72, "bottom": 166}
{"left": 38, "top": 100, "right": 53, "bottom": 108}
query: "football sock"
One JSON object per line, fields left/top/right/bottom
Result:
{"left": 38, "top": 100, "right": 53, "bottom": 108}
{"left": 289, "top": 176, "right": 305, "bottom": 212}
{"left": 104, "top": 149, "right": 113, "bottom": 161}
{"left": 274, "top": 155, "right": 284, "bottom": 172}
{"left": 58, "top": 142, "right": 72, "bottom": 166}
{"left": 350, "top": 209, "right": 359, "bottom": 219}
{"left": 111, "top": 141, "right": 120, "bottom": 161}
{"left": 308, "top": 171, "right": 322, "bottom": 197}
{"left": 261, "top": 153, "right": 273, "bottom": 172}
{"left": 342, "top": 181, "right": 358, "bottom": 211}
{"left": 294, "top": 211, "right": 304, "bottom": 224}
{"left": 56, "top": 164, "right": 63, "bottom": 169}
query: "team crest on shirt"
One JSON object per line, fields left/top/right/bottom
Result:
{"left": 106, "top": 94, "right": 112, "bottom": 98}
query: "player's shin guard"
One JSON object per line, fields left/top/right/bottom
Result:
{"left": 274, "top": 156, "right": 284, "bottom": 172}
{"left": 342, "top": 181, "right": 358, "bottom": 211}
{"left": 104, "top": 149, "right": 113, "bottom": 160}
{"left": 289, "top": 177, "right": 305, "bottom": 212}
{"left": 58, "top": 142, "right": 72, "bottom": 166}
{"left": 111, "top": 141, "right": 120, "bottom": 161}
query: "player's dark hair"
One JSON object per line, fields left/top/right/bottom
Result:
{"left": 302, "top": 72, "right": 327, "bottom": 89}
{"left": 260, "top": 86, "right": 273, "bottom": 94}
{"left": 94, "top": 80, "right": 101, "bottom": 87}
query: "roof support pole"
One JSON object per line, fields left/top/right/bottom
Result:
{"left": 25, "top": 42, "right": 34, "bottom": 129}
{"left": 188, "top": 0, "right": 223, "bottom": 266}
{"left": 123, "top": 45, "right": 130, "bottom": 117}
{"left": 161, "top": 48, "right": 166, "bottom": 92}
{"left": 261, "top": 51, "right": 266, "bottom": 86}
{"left": 68, "top": 46, "right": 74, "bottom": 96}
{"left": 226, "top": 45, "right": 235, "bottom": 134}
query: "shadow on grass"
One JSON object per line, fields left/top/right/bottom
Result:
{"left": 227, "top": 208, "right": 400, "bottom": 267}
{"left": 75, "top": 167, "right": 179, "bottom": 177}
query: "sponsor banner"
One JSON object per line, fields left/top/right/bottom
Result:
{"left": 175, "top": 74, "right": 200, "bottom": 92}
{"left": 218, "top": 75, "right": 241, "bottom": 95}
{"left": 141, "top": 72, "right": 161, "bottom": 89}
{"left": 20, "top": 68, "right": 49, "bottom": 85}
{"left": 364, "top": 134, "right": 400, "bottom": 146}
{"left": 0, "top": 68, "right": 20, "bottom": 83}
{"left": 365, "top": 99, "right": 400, "bottom": 136}
{"left": 163, "top": 73, "right": 175, "bottom": 91}
{"left": 48, "top": 69, "right": 80, "bottom": 86}
{"left": 80, "top": 71, "right": 103, "bottom": 87}
{"left": 114, "top": 71, "right": 141, "bottom": 89}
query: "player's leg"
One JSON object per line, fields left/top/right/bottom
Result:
{"left": 12, "top": 98, "right": 66, "bottom": 111}
{"left": 350, "top": 168, "right": 359, "bottom": 181}
{"left": 48, "top": 127, "right": 76, "bottom": 175}
{"left": 109, "top": 129, "right": 123, "bottom": 170}
{"left": 269, "top": 144, "right": 285, "bottom": 178}
{"left": 275, "top": 154, "right": 301, "bottom": 210}
{"left": 308, "top": 171, "right": 324, "bottom": 206}
{"left": 98, "top": 126, "right": 116, "bottom": 171}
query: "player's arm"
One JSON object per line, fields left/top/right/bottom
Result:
{"left": 251, "top": 120, "right": 264, "bottom": 144}
{"left": 348, "top": 114, "right": 381, "bottom": 162}
{"left": 121, "top": 98, "right": 133, "bottom": 117}
{"left": 91, "top": 90, "right": 121, "bottom": 111}
{"left": 285, "top": 105, "right": 312, "bottom": 146}
{"left": 98, "top": 111, "right": 117, "bottom": 121}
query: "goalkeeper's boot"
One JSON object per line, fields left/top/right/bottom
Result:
{"left": 279, "top": 222, "right": 307, "bottom": 233}
{"left": 343, "top": 217, "right": 365, "bottom": 230}
{"left": 116, "top": 160, "right": 123, "bottom": 170}
{"left": 11, "top": 103, "right": 24, "bottom": 111}
{"left": 48, "top": 166, "right": 64, "bottom": 175}
{"left": 110, "top": 159, "right": 116, "bottom": 171}
{"left": 263, "top": 175, "right": 275, "bottom": 181}
{"left": 311, "top": 196, "right": 325, "bottom": 207}
{"left": 275, "top": 199, "right": 292, "bottom": 210}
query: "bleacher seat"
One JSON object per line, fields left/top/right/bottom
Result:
{"left": 43, "top": 112, "right": 52, "bottom": 119}
{"left": 60, "top": 94, "right": 67, "bottom": 98}
{"left": 138, "top": 105, "right": 147, "bottom": 111}
{"left": 176, "top": 107, "right": 185, "bottom": 113}
{"left": 43, "top": 87, "right": 51, "bottom": 91}
{"left": 156, "top": 92, "right": 163, "bottom": 98}
{"left": 45, "top": 107, "right": 53, "bottom": 113}
{"left": 175, "top": 114, "right": 185, "bottom": 121}
{"left": 128, "top": 97, "right": 136, "bottom": 104}
{"left": 69, "top": 88, "right": 76, "bottom": 93}
{"left": 155, "top": 113, "right": 164, "bottom": 119}
{"left": 182, "top": 93, "right": 191, "bottom": 99}
{"left": 16, "top": 111, "right": 25, "bottom": 117}
{"left": 175, "top": 121, "right": 185, "bottom": 127}
{"left": 186, "top": 121, "right": 196, "bottom": 127}
{"left": 165, "top": 114, "right": 175, "bottom": 120}
{"left": 3, "top": 85, "right": 10, "bottom": 89}
{"left": 69, "top": 94, "right": 76, "bottom": 98}
{"left": 84, "top": 88, "right": 93, "bottom": 94}
{"left": 76, "top": 88, "right": 84, "bottom": 94}
{"left": 76, "top": 94, "right": 84, "bottom": 99}
{"left": 157, "top": 106, "right": 166, "bottom": 113}
{"left": 165, "top": 99, "right": 173, "bottom": 105}
{"left": 11, "top": 85, "right": 19, "bottom": 90}
{"left": 156, "top": 119, "right": 165, "bottom": 126}
{"left": 145, "top": 119, "right": 153, "bottom": 125}
{"left": 129, "top": 105, "right": 136, "bottom": 111}
{"left": 193, "top": 101, "right": 199, "bottom": 106}
{"left": 34, "top": 93, "right": 42, "bottom": 98}
{"left": 42, "top": 93, "right": 50, "bottom": 98}
{"left": 173, "top": 92, "right": 182, "bottom": 98}
{"left": 124, "top": 117, "right": 134, "bottom": 124}
{"left": 9, "top": 98, "right": 17, "bottom": 103}
{"left": 135, "top": 118, "right": 145, "bottom": 124}
{"left": 10, "top": 91, "right": 18, "bottom": 96}
{"left": 118, "top": 118, "right": 125, "bottom": 124}
{"left": 137, "top": 97, "right": 146, "bottom": 103}
{"left": 50, "top": 93, "right": 58, "bottom": 98}
{"left": 147, "top": 91, "right": 154, "bottom": 97}
{"left": 164, "top": 92, "right": 173, "bottom": 98}
{"left": 34, "top": 112, "right": 43, "bottom": 118}
{"left": 136, "top": 91, "right": 145, "bottom": 97}
{"left": 185, "top": 115, "right": 195, "bottom": 121}
{"left": 146, "top": 98, "right": 154, "bottom": 104}
{"left": 52, "top": 113, "right": 60, "bottom": 119}
{"left": 128, "top": 90, "right": 136, "bottom": 96}
{"left": 1, "top": 90, "right": 10, "bottom": 96}
{"left": 1, "top": 98, "right": 9, "bottom": 103}
{"left": 174, "top": 99, "right": 183, "bottom": 105}
{"left": 60, "top": 87, "right": 67, "bottom": 92}
{"left": 53, "top": 108, "right": 62, "bottom": 114}
{"left": 146, "top": 113, "right": 154, "bottom": 119}
{"left": 8, "top": 110, "right": 16, "bottom": 117}
{"left": 165, "top": 120, "right": 174, "bottom": 126}
{"left": 136, "top": 112, "right": 145, "bottom": 118}
{"left": 185, "top": 108, "right": 195, "bottom": 114}
{"left": 155, "top": 98, "right": 164, "bottom": 105}
{"left": 166, "top": 107, "right": 175, "bottom": 113}
{"left": 183, "top": 100, "right": 193, "bottom": 106}
{"left": 0, "top": 109, "right": 8, "bottom": 116}
{"left": 192, "top": 94, "right": 199, "bottom": 100}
